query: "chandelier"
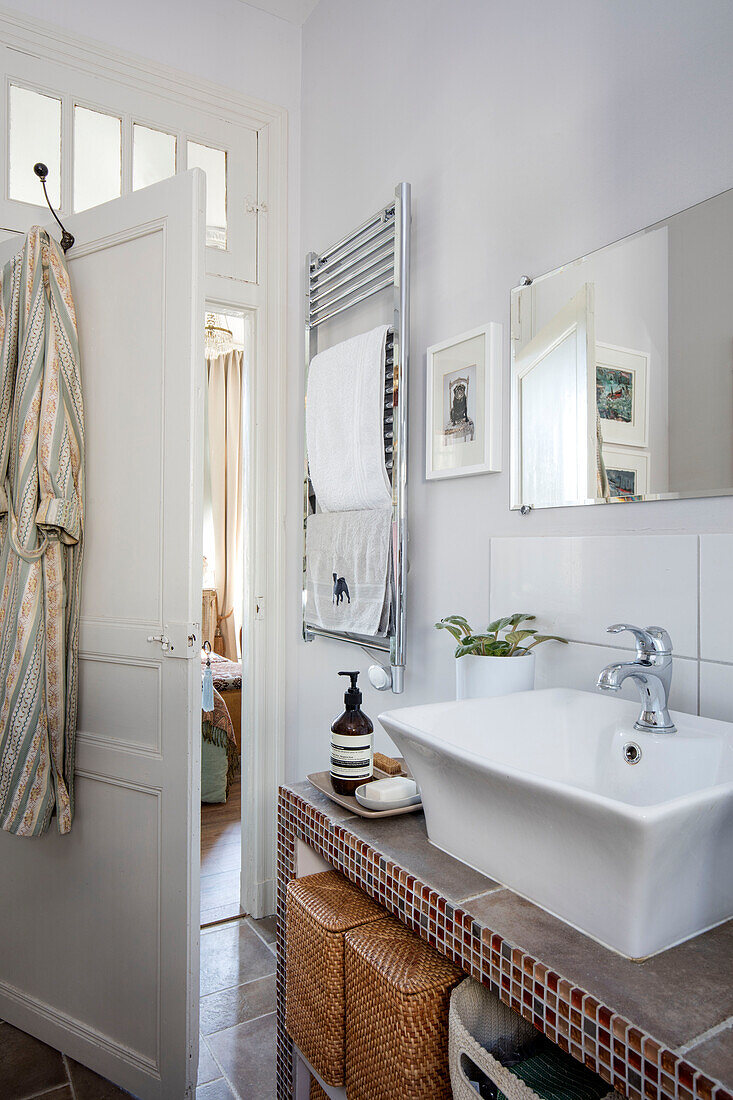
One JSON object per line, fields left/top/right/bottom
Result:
{"left": 205, "top": 312, "right": 234, "bottom": 358}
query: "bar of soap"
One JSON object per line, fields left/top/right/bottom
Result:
{"left": 365, "top": 777, "right": 417, "bottom": 802}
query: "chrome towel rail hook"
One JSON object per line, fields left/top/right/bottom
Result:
{"left": 34, "top": 162, "right": 74, "bottom": 254}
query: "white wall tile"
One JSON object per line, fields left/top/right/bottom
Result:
{"left": 700, "top": 535, "right": 733, "bottom": 663}
{"left": 699, "top": 661, "right": 733, "bottom": 723}
{"left": 534, "top": 640, "right": 699, "bottom": 716}
{"left": 490, "top": 535, "right": 699, "bottom": 659}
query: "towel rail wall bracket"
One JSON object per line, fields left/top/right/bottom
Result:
{"left": 302, "top": 182, "right": 411, "bottom": 693}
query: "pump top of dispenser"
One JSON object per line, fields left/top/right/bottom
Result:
{"left": 338, "top": 670, "right": 362, "bottom": 708}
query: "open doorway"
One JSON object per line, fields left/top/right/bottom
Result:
{"left": 197, "top": 307, "right": 279, "bottom": 1095}
{"left": 200, "top": 308, "right": 248, "bottom": 929}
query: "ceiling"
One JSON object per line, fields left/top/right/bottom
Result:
{"left": 237, "top": 0, "right": 321, "bottom": 25}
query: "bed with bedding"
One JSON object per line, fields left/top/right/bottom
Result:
{"left": 202, "top": 687, "right": 239, "bottom": 804}
{"left": 201, "top": 652, "right": 242, "bottom": 753}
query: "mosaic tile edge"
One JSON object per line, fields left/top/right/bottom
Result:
{"left": 275, "top": 786, "right": 731, "bottom": 1100}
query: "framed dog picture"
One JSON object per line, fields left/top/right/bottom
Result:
{"left": 426, "top": 323, "right": 502, "bottom": 480}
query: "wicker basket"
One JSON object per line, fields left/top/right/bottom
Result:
{"left": 449, "top": 977, "right": 621, "bottom": 1100}
{"left": 309, "top": 1077, "right": 329, "bottom": 1100}
{"left": 344, "top": 916, "right": 464, "bottom": 1100}
{"left": 285, "top": 870, "right": 386, "bottom": 1086}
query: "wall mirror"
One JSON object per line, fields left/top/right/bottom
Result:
{"left": 510, "top": 185, "right": 733, "bottom": 510}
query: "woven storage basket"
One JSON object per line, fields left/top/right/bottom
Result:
{"left": 309, "top": 1076, "right": 329, "bottom": 1100}
{"left": 344, "top": 916, "right": 464, "bottom": 1100}
{"left": 285, "top": 870, "right": 385, "bottom": 1086}
{"left": 449, "top": 977, "right": 621, "bottom": 1100}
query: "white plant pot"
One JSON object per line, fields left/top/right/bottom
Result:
{"left": 455, "top": 652, "right": 536, "bottom": 700}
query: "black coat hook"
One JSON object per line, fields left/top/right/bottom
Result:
{"left": 34, "top": 163, "right": 74, "bottom": 254}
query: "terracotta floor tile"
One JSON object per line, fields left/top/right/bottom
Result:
{"left": 206, "top": 1013, "right": 276, "bottom": 1098}
{"left": 65, "top": 1057, "right": 134, "bottom": 1098}
{"left": 0, "top": 1020, "right": 67, "bottom": 1099}
{"left": 197, "top": 1035, "right": 221, "bottom": 1087}
{"left": 196, "top": 1078, "right": 237, "bottom": 1099}
{"left": 200, "top": 919, "right": 275, "bottom": 997}
{"left": 247, "top": 914, "right": 277, "bottom": 945}
{"left": 200, "top": 975, "right": 276, "bottom": 1036}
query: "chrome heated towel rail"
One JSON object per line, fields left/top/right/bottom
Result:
{"left": 302, "top": 182, "right": 411, "bottom": 693}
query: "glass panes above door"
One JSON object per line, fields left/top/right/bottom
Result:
{"left": 1, "top": 58, "right": 258, "bottom": 281}
{"left": 187, "top": 140, "right": 227, "bottom": 249}
{"left": 8, "top": 84, "right": 61, "bottom": 207}
{"left": 133, "top": 124, "right": 176, "bottom": 191}
{"left": 73, "top": 106, "right": 122, "bottom": 212}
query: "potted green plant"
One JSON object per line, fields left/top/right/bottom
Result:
{"left": 435, "top": 613, "right": 568, "bottom": 699}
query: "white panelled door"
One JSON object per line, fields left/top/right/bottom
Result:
{"left": 0, "top": 170, "right": 205, "bottom": 1099}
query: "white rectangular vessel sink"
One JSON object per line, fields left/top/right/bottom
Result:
{"left": 379, "top": 688, "right": 733, "bottom": 959}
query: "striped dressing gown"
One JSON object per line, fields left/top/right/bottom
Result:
{"left": 0, "top": 228, "right": 84, "bottom": 837}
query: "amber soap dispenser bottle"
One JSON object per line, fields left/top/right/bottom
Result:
{"left": 330, "top": 671, "right": 374, "bottom": 796}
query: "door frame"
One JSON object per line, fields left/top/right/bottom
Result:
{"left": 0, "top": 7, "right": 288, "bottom": 916}
{"left": 206, "top": 273, "right": 286, "bottom": 919}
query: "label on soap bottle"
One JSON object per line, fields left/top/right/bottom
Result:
{"left": 330, "top": 731, "right": 373, "bottom": 781}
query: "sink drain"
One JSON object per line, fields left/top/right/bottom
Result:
{"left": 623, "top": 741, "right": 642, "bottom": 765}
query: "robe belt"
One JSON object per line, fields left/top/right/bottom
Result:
{"left": 4, "top": 480, "right": 50, "bottom": 562}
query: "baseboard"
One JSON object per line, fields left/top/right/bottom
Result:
{"left": 242, "top": 875, "right": 275, "bottom": 919}
{"left": 0, "top": 978, "right": 160, "bottom": 1097}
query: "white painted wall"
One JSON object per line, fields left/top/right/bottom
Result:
{"left": 289, "top": 0, "right": 733, "bottom": 780}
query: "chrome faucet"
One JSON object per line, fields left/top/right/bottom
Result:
{"left": 596, "top": 624, "right": 676, "bottom": 734}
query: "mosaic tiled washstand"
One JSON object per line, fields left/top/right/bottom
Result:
{"left": 276, "top": 783, "right": 733, "bottom": 1100}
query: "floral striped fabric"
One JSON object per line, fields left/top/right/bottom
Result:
{"left": 0, "top": 228, "right": 84, "bottom": 837}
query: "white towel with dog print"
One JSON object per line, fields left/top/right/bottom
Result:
{"left": 305, "top": 509, "right": 392, "bottom": 636}
{"left": 305, "top": 325, "right": 391, "bottom": 512}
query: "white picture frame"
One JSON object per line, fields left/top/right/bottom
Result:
{"left": 596, "top": 342, "right": 649, "bottom": 448}
{"left": 602, "top": 444, "right": 650, "bottom": 499}
{"left": 425, "top": 322, "right": 502, "bottom": 480}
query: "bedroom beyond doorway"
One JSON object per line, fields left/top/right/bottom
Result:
{"left": 200, "top": 308, "right": 249, "bottom": 930}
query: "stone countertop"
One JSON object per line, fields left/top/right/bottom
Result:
{"left": 280, "top": 781, "right": 733, "bottom": 1100}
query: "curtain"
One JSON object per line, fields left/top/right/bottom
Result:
{"left": 207, "top": 350, "right": 243, "bottom": 660}
{"left": 0, "top": 228, "right": 84, "bottom": 837}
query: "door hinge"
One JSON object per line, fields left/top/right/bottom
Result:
{"left": 147, "top": 623, "right": 200, "bottom": 658}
